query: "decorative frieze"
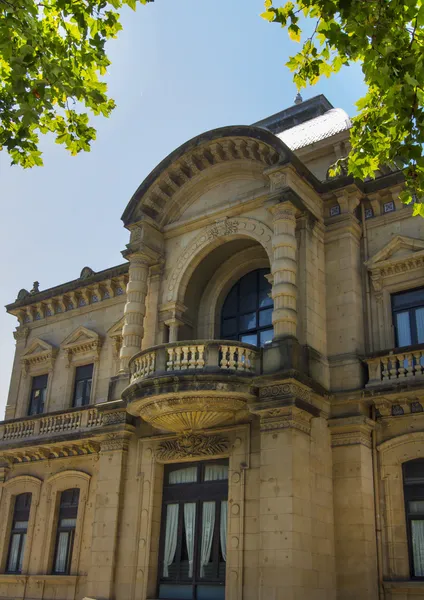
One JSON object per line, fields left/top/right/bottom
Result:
{"left": 20, "top": 339, "right": 57, "bottom": 376}
{"left": 155, "top": 433, "right": 229, "bottom": 461}
{"left": 100, "top": 434, "right": 131, "bottom": 453}
{"left": 0, "top": 440, "right": 100, "bottom": 465}
{"left": 207, "top": 219, "right": 239, "bottom": 240}
{"left": 259, "top": 382, "right": 311, "bottom": 403}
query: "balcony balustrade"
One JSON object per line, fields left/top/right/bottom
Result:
{"left": 0, "top": 406, "right": 103, "bottom": 445}
{"left": 125, "top": 340, "right": 260, "bottom": 433}
{"left": 129, "top": 339, "right": 259, "bottom": 383}
{"left": 365, "top": 344, "right": 424, "bottom": 387}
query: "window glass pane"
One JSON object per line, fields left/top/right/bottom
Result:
{"left": 396, "top": 312, "right": 412, "bottom": 347}
{"left": 240, "top": 334, "right": 257, "bottom": 346}
{"left": 73, "top": 381, "right": 85, "bottom": 407}
{"left": 18, "top": 534, "right": 26, "bottom": 572}
{"left": 7, "top": 534, "right": 21, "bottom": 572}
{"left": 393, "top": 288, "right": 424, "bottom": 310}
{"left": 204, "top": 464, "right": 228, "bottom": 481}
{"left": 240, "top": 312, "right": 256, "bottom": 331}
{"left": 169, "top": 467, "right": 198, "bottom": 484}
{"left": 404, "top": 460, "right": 424, "bottom": 483}
{"left": 259, "top": 308, "right": 273, "bottom": 327}
{"left": 416, "top": 308, "right": 424, "bottom": 344}
{"left": 259, "top": 289, "right": 273, "bottom": 308}
{"left": 75, "top": 364, "right": 93, "bottom": 381}
{"left": 85, "top": 379, "right": 92, "bottom": 404}
{"left": 221, "top": 286, "right": 237, "bottom": 317}
{"left": 220, "top": 500, "right": 227, "bottom": 563}
{"left": 32, "top": 374, "right": 48, "bottom": 389}
{"left": 54, "top": 531, "right": 69, "bottom": 573}
{"left": 412, "top": 520, "right": 424, "bottom": 577}
{"left": 260, "top": 329, "right": 274, "bottom": 347}
{"left": 159, "top": 584, "right": 192, "bottom": 599}
{"left": 239, "top": 272, "right": 257, "bottom": 312}
{"left": 162, "top": 504, "right": 179, "bottom": 577}
{"left": 197, "top": 586, "right": 225, "bottom": 600}
{"left": 259, "top": 269, "right": 271, "bottom": 290}
{"left": 14, "top": 521, "right": 28, "bottom": 530}
{"left": 200, "top": 502, "right": 216, "bottom": 578}
{"left": 222, "top": 318, "right": 237, "bottom": 336}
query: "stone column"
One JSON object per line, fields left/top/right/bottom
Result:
{"left": 119, "top": 253, "right": 151, "bottom": 373}
{"left": 269, "top": 202, "right": 298, "bottom": 339}
{"left": 329, "top": 416, "right": 378, "bottom": 600}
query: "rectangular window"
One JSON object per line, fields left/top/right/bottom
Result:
{"left": 159, "top": 461, "right": 228, "bottom": 600}
{"left": 392, "top": 288, "right": 424, "bottom": 347}
{"left": 72, "top": 364, "right": 93, "bottom": 407}
{"left": 52, "top": 488, "right": 80, "bottom": 574}
{"left": 28, "top": 374, "right": 48, "bottom": 415}
{"left": 6, "top": 493, "right": 32, "bottom": 574}
{"left": 403, "top": 460, "right": 424, "bottom": 578}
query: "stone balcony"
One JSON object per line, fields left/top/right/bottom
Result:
{"left": 364, "top": 343, "right": 424, "bottom": 388}
{"left": 0, "top": 404, "right": 129, "bottom": 465}
{"left": 123, "top": 340, "right": 260, "bottom": 433}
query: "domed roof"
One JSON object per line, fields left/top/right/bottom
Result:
{"left": 277, "top": 108, "right": 352, "bottom": 151}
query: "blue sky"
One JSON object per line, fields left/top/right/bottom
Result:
{"left": 0, "top": 0, "right": 366, "bottom": 417}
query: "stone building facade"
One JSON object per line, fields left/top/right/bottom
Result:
{"left": 1, "top": 94, "right": 424, "bottom": 600}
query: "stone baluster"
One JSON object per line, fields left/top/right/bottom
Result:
{"left": 119, "top": 254, "right": 151, "bottom": 373}
{"left": 269, "top": 202, "right": 298, "bottom": 339}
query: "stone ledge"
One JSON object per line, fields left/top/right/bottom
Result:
{"left": 383, "top": 580, "right": 424, "bottom": 595}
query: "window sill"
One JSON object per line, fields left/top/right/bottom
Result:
{"left": 383, "top": 580, "right": 424, "bottom": 594}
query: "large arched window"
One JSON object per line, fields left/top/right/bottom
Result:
{"left": 220, "top": 269, "right": 273, "bottom": 347}
{"left": 403, "top": 459, "right": 424, "bottom": 578}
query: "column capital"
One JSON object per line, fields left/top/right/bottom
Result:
{"left": 122, "top": 246, "right": 163, "bottom": 266}
{"left": 268, "top": 201, "right": 297, "bottom": 222}
{"left": 257, "top": 405, "right": 313, "bottom": 434}
{"left": 329, "top": 415, "right": 375, "bottom": 448}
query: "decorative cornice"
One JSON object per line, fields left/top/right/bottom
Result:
{"left": 258, "top": 406, "right": 313, "bottom": 434}
{"left": 329, "top": 416, "right": 375, "bottom": 448}
{"left": 155, "top": 433, "right": 229, "bottom": 461}
{"left": 61, "top": 326, "right": 102, "bottom": 366}
{"left": 259, "top": 382, "right": 311, "bottom": 403}
{"left": 21, "top": 339, "right": 58, "bottom": 376}
{"left": 0, "top": 440, "right": 100, "bottom": 465}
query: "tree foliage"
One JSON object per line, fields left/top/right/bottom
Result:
{"left": 0, "top": 0, "right": 149, "bottom": 167}
{"left": 262, "top": 0, "right": 424, "bottom": 215}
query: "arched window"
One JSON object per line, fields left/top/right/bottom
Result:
{"left": 6, "top": 493, "right": 32, "bottom": 573}
{"left": 220, "top": 269, "right": 273, "bottom": 347}
{"left": 403, "top": 459, "right": 424, "bottom": 578}
{"left": 52, "top": 488, "right": 80, "bottom": 574}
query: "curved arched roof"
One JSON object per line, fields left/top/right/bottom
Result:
{"left": 121, "top": 125, "right": 298, "bottom": 227}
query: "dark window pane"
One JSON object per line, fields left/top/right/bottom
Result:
{"left": 240, "top": 334, "right": 257, "bottom": 346}
{"left": 260, "top": 329, "right": 274, "bottom": 347}
{"left": 259, "top": 269, "right": 271, "bottom": 289}
{"left": 222, "top": 318, "right": 237, "bottom": 336}
{"left": 259, "top": 289, "right": 273, "bottom": 308}
{"left": 221, "top": 286, "right": 237, "bottom": 317}
{"left": 239, "top": 271, "right": 257, "bottom": 312}
{"left": 28, "top": 376, "right": 47, "bottom": 416}
{"left": 240, "top": 312, "right": 256, "bottom": 331}
{"left": 7, "top": 493, "right": 31, "bottom": 574}
{"left": 393, "top": 288, "right": 424, "bottom": 310}
{"left": 259, "top": 308, "right": 273, "bottom": 328}
{"left": 411, "top": 520, "right": 424, "bottom": 576}
{"left": 52, "top": 489, "right": 79, "bottom": 574}
{"left": 32, "top": 374, "right": 48, "bottom": 389}
{"left": 73, "top": 381, "right": 85, "bottom": 407}
{"left": 75, "top": 363, "right": 93, "bottom": 381}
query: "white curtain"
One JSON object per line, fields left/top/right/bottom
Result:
{"left": 204, "top": 464, "right": 228, "bottom": 481}
{"left": 396, "top": 312, "right": 411, "bottom": 347}
{"left": 169, "top": 467, "right": 197, "bottom": 484}
{"left": 200, "top": 501, "right": 216, "bottom": 577}
{"left": 54, "top": 531, "right": 69, "bottom": 573}
{"left": 412, "top": 520, "right": 424, "bottom": 576}
{"left": 416, "top": 308, "right": 424, "bottom": 344}
{"left": 184, "top": 503, "right": 196, "bottom": 577}
{"left": 220, "top": 501, "right": 227, "bottom": 561}
{"left": 163, "top": 504, "right": 179, "bottom": 577}
{"left": 7, "top": 534, "right": 20, "bottom": 572}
